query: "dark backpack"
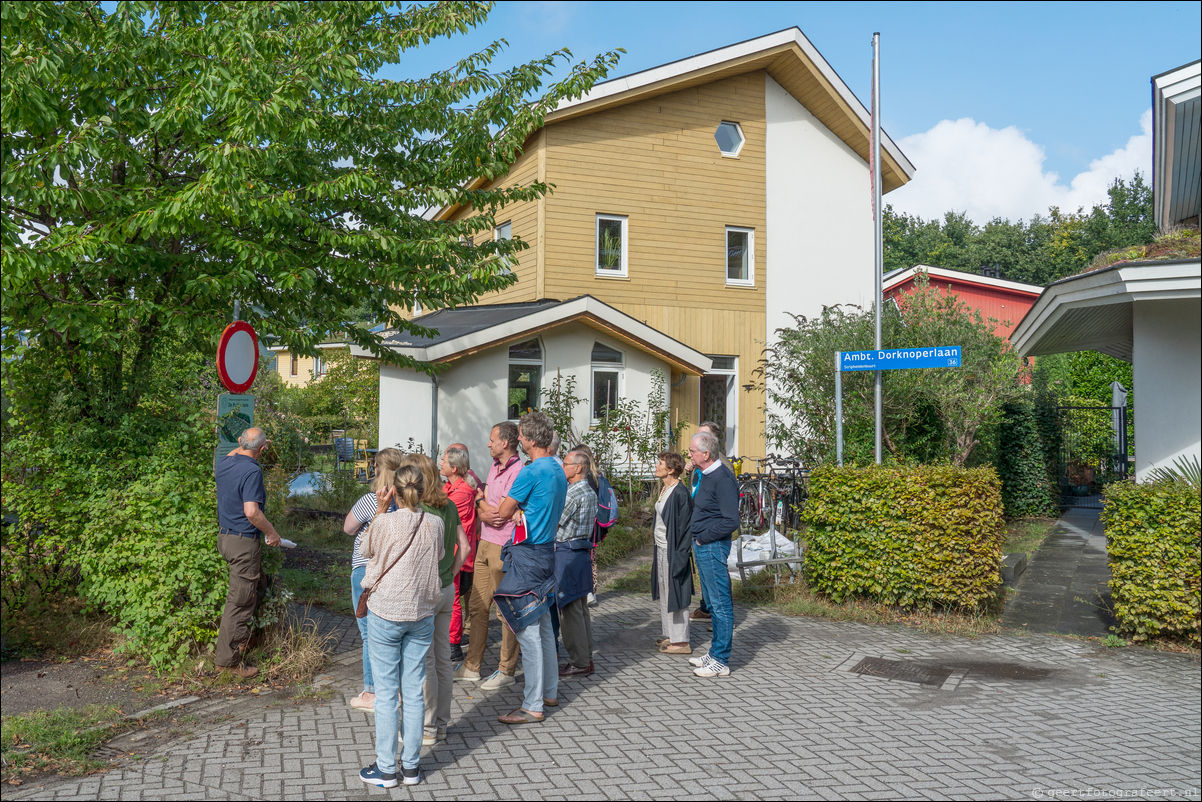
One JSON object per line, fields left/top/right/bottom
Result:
{"left": 594, "top": 474, "right": 619, "bottom": 542}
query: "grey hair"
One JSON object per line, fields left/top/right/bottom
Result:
{"left": 691, "top": 431, "right": 720, "bottom": 463}
{"left": 239, "top": 428, "right": 268, "bottom": 451}
{"left": 445, "top": 447, "right": 472, "bottom": 479}
{"left": 518, "top": 410, "right": 555, "bottom": 450}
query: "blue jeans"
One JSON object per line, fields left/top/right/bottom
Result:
{"left": 693, "top": 539, "right": 733, "bottom": 667}
{"left": 513, "top": 610, "right": 558, "bottom": 713}
{"left": 351, "top": 566, "right": 373, "bottom": 693}
{"left": 366, "top": 611, "right": 433, "bottom": 773}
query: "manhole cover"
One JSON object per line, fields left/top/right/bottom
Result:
{"left": 850, "top": 657, "right": 952, "bottom": 687}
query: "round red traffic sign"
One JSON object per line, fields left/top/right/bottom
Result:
{"left": 216, "top": 321, "right": 259, "bottom": 393}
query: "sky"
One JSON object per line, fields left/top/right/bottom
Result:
{"left": 376, "top": 1, "right": 1202, "bottom": 225}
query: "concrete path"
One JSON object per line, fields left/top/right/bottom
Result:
{"left": 11, "top": 590, "right": 1200, "bottom": 801}
{"left": 1002, "top": 507, "right": 1118, "bottom": 637}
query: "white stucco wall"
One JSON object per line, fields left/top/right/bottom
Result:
{"left": 377, "top": 323, "right": 674, "bottom": 472}
{"left": 378, "top": 363, "right": 434, "bottom": 454}
{"left": 1132, "top": 298, "right": 1202, "bottom": 481}
{"left": 764, "top": 74, "right": 874, "bottom": 342}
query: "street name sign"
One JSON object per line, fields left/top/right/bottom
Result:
{"left": 838, "top": 346, "right": 961, "bottom": 372}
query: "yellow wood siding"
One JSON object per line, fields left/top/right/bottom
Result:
{"left": 448, "top": 137, "right": 542, "bottom": 305}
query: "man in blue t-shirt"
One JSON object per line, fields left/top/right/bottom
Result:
{"left": 495, "top": 410, "right": 567, "bottom": 724}
{"left": 214, "top": 427, "right": 281, "bottom": 679}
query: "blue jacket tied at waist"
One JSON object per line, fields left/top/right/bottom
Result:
{"left": 493, "top": 541, "right": 556, "bottom": 634}
{"left": 554, "top": 538, "right": 593, "bottom": 608}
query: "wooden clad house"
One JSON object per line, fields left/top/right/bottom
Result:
{"left": 376, "top": 28, "right": 915, "bottom": 459}
{"left": 883, "top": 265, "right": 1043, "bottom": 340}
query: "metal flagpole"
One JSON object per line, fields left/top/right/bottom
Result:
{"left": 871, "top": 32, "right": 883, "bottom": 465}
{"left": 835, "top": 352, "right": 844, "bottom": 467}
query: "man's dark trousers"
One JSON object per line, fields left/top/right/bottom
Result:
{"left": 216, "top": 533, "right": 267, "bottom": 667}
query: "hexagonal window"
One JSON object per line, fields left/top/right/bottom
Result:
{"left": 714, "top": 121, "right": 745, "bottom": 157}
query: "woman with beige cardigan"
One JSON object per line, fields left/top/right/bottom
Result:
{"left": 357, "top": 465, "right": 445, "bottom": 789}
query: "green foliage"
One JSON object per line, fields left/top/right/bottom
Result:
{"left": 801, "top": 465, "right": 1005, "bottom": 609}
{"left": 883, "top": 174, "right": 1155, "bottom": 284}
{"left": 995, "top": 400, "right": 1057, "bottom": 517}
{"left": 1, "top": 1, "right": 621, "bottom": 427}
{"left": 1147, "top": 455, "right": 1201, "bottom": 489}
{"left": 762, "top": 273, "right": 1023, "bottom": 467}
{"left": 540, "top": 370, "right": 586, "bottom": 457}
{"left": 1103, "top": 480, "right": 1201, "bottom": 643}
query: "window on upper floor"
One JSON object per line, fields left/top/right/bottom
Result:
{"left": 726, "top": 226, "right": 754, "bottom": 287}
{"left": 590, "top": 341, "right": 624, "bottom": 423}
{"left": 715, "top": 121, "right": 745, "bottom": 158}
{"left": 495, "top": 221, "right": 512, "bottom": 275}
{"left": 508, "top": 338, "right": 542, "bottom": 420}
{"left": 595, "top": 214, "right": 628, "bottom": 278}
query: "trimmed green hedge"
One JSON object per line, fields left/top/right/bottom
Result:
{"left": 1102, "top": 481, "right": 1201, "bottom": 643}
{"left": 996, "top": 400, "right": 1057, "bottom": 517}
{"left": 801, "top": 465, "right": 1005, "bottom": 608}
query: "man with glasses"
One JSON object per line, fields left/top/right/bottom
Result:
{"left": 685, "top": 431, "right": 740, "bottom": 678}
{"left": 555, "top": 449, "right": 598, "bottom": 677}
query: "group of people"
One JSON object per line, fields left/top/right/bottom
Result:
{"left": 212, "top": 416, "right": 741, "bottom": 789}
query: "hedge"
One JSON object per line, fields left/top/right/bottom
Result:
{"left": 801, "top": 465, "right": 1005, "bottom": 608}
{"left": 995, "top": 400, "right": 1057, "bottom": 517}
{"left": 1102, "top": 481, "right": 1201, "bottom": 643}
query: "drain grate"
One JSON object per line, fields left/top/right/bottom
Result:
{"left": 849, "top": 657, "right": 952, "bottom": 687}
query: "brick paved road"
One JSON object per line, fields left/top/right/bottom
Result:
{"left": 13, "top": 591, "right": 1200, "bottom": 800}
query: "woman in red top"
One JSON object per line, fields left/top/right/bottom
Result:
{"left": 440, "top": 445, "right": 478, "bottom": 662}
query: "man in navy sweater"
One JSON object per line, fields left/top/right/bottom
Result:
{"left": 685, "top": 431, "right": 740, "bottom": 677}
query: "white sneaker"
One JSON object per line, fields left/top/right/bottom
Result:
{"left": 693, "top": 656, "right": 730, "bottom": 678}
{"left": 586, "top": 592, "right": 597, "bottom": 607}
{"left": 452, "top": 663, "right": 481, "bottom": 682}
{"left": 688, "top": 652, "right": 709, "bottom": 668}
{"left": 480, "top": 670, "right": 516, "bottom": 690}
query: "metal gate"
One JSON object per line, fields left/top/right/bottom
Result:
{"left": 1056, "top": 404, "right": 1130, "bottom": 509}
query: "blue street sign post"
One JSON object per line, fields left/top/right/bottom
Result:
{"left": 835, "top": 346, "right": 962, "bottom": 465}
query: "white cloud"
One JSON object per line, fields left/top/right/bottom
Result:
{"left": 887, "top": 109, "right": 1152, "bottom": 223}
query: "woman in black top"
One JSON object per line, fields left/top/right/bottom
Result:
{"left": 650, "top": 451, "right": 693, "bottom": 654}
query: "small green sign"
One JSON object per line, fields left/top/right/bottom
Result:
{"left": 217, "top": 394, "right": 255, "bottom": 452}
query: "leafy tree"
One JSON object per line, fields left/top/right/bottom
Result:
{"left": 1, "top": 1, "right": 620, "bottom": 426}
{"left": 882, "top": 173, "right": 1155, "bottom": 286}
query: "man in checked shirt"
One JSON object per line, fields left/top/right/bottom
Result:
{"left": 555, "top": 449, "right": 598, "bottom": 678}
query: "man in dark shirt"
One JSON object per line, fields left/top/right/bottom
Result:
{"left": 215, "top": 427, "right": 281, "bottom": 678}
{"left": 685, "top": 431, "right": 740, "bottom": 678}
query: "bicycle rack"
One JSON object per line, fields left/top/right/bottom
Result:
{"left": 734, "top": 491, "right": 805, "bottom": 585}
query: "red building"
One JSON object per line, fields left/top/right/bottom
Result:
{"left": 882, "top": 264, "right": 1043, "bottom": 340}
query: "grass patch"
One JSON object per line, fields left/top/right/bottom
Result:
{"left": 731, "top": 570, "right": 1005, "bottom": 637}
{"left": 606, "top": 564, "right": 653, "bottom": 593}
{"left": 279, "top": 565, "right": 352, "bottom": 616}
{"left": 251, "top": 618, "right": 333, "bottom": 685}
{"left": 1, "top": 705, "right": 127, "bottom": 781}
{"left": 276, "top": 513, "right": 347, "bottom": 551}
{"left": 1, "top": 589, "right": 114, "bottom": 661}
{"left": 594, "top": 501, "right": 655, "bottom": 569}
{"left": 1004, "top": 517, "right": 1058, "bottom": 555}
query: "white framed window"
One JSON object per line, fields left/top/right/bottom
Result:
{"left": 290, "top": 353, "right": 298, "bottom": 377}
{"left": 725, "top": 226, "right": 754, "bottom": 286}
{"left": 714, "top": 121, "right": 745, "bottom": 158}
{"left": 595, "top": 214, "right": 628, "bottom": 278}
{"left": 590, "top": 341, "right": 624, "bottom": 422}
{"left": 507, "top": 338, "right": 543, "bottom": 421}
{"left": 313, "top": 354, "right": 326, "bottom": 377}
{"left": 495, "top": 221, "right": 512, "bottom": 275}
{"left": 702, "top": 354, "right": 738, "bottom": 457}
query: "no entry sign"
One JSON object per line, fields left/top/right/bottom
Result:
{"left": 217, "top": 321, "right": 259, "bottom": 393}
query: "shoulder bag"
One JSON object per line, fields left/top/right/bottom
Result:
{"left": 355, "top": 510, "right": 425, "bottom": 619}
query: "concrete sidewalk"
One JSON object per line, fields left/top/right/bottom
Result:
{"left": 1002, "top": 507, "right": 1117, "bottom": 637}
{"left": 12, "top": 590, "right": 1200, "bottom": 801}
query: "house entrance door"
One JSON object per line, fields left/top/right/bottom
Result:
{"left": 700, "top": 355, "right": 737, "bottom": 457}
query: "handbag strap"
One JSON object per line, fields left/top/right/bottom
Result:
{"left": 364, "top": 510, "right": 425, "bottom": 592}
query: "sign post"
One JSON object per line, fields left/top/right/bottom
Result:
{"left": 835, "top": 346, "right": 961, "bottom": 466}
{"left": 215, "top": 319, "right": 260, "bottom": 462}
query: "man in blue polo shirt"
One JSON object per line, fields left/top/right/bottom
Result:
{"left": 494, "top": 410, "right": 567, "bottom": 725}
{"left": 215, "top": 427, "right": 281, "bottom": 678}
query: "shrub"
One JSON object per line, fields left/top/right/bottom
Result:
{"left": 1103, "top": 480, "right": 1200, "bottom": 643}
{"left": 801, "top": 465, "right": 1005, "bottom": 608}
{"left": 995, "top": 400, "right": 1057, "bottom": 517}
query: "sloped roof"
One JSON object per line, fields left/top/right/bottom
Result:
{"left": 883, "top": 265, "right": 1043, "bottom": 296}
{"left": 1010, "top": 259, "right": 1202, "bottom": 362}
{"left": 549, "top": 27, "right": 914, "bottom": 192}
{"left": 361, "top": 295, "right": 713, "bottom": 375}
{"left": 1153, "top": 60, "right": 1201, "bottom": 229}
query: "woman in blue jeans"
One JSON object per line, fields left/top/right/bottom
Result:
{"left": 356, "top": 464, "right": 445, "bottom": 788}
{"left": 342, "top": 448, "right": 403, "bottom": 712}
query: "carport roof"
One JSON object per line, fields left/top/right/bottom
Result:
{"left": 359, "top": 295, "right": 713, "bottom": 375}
